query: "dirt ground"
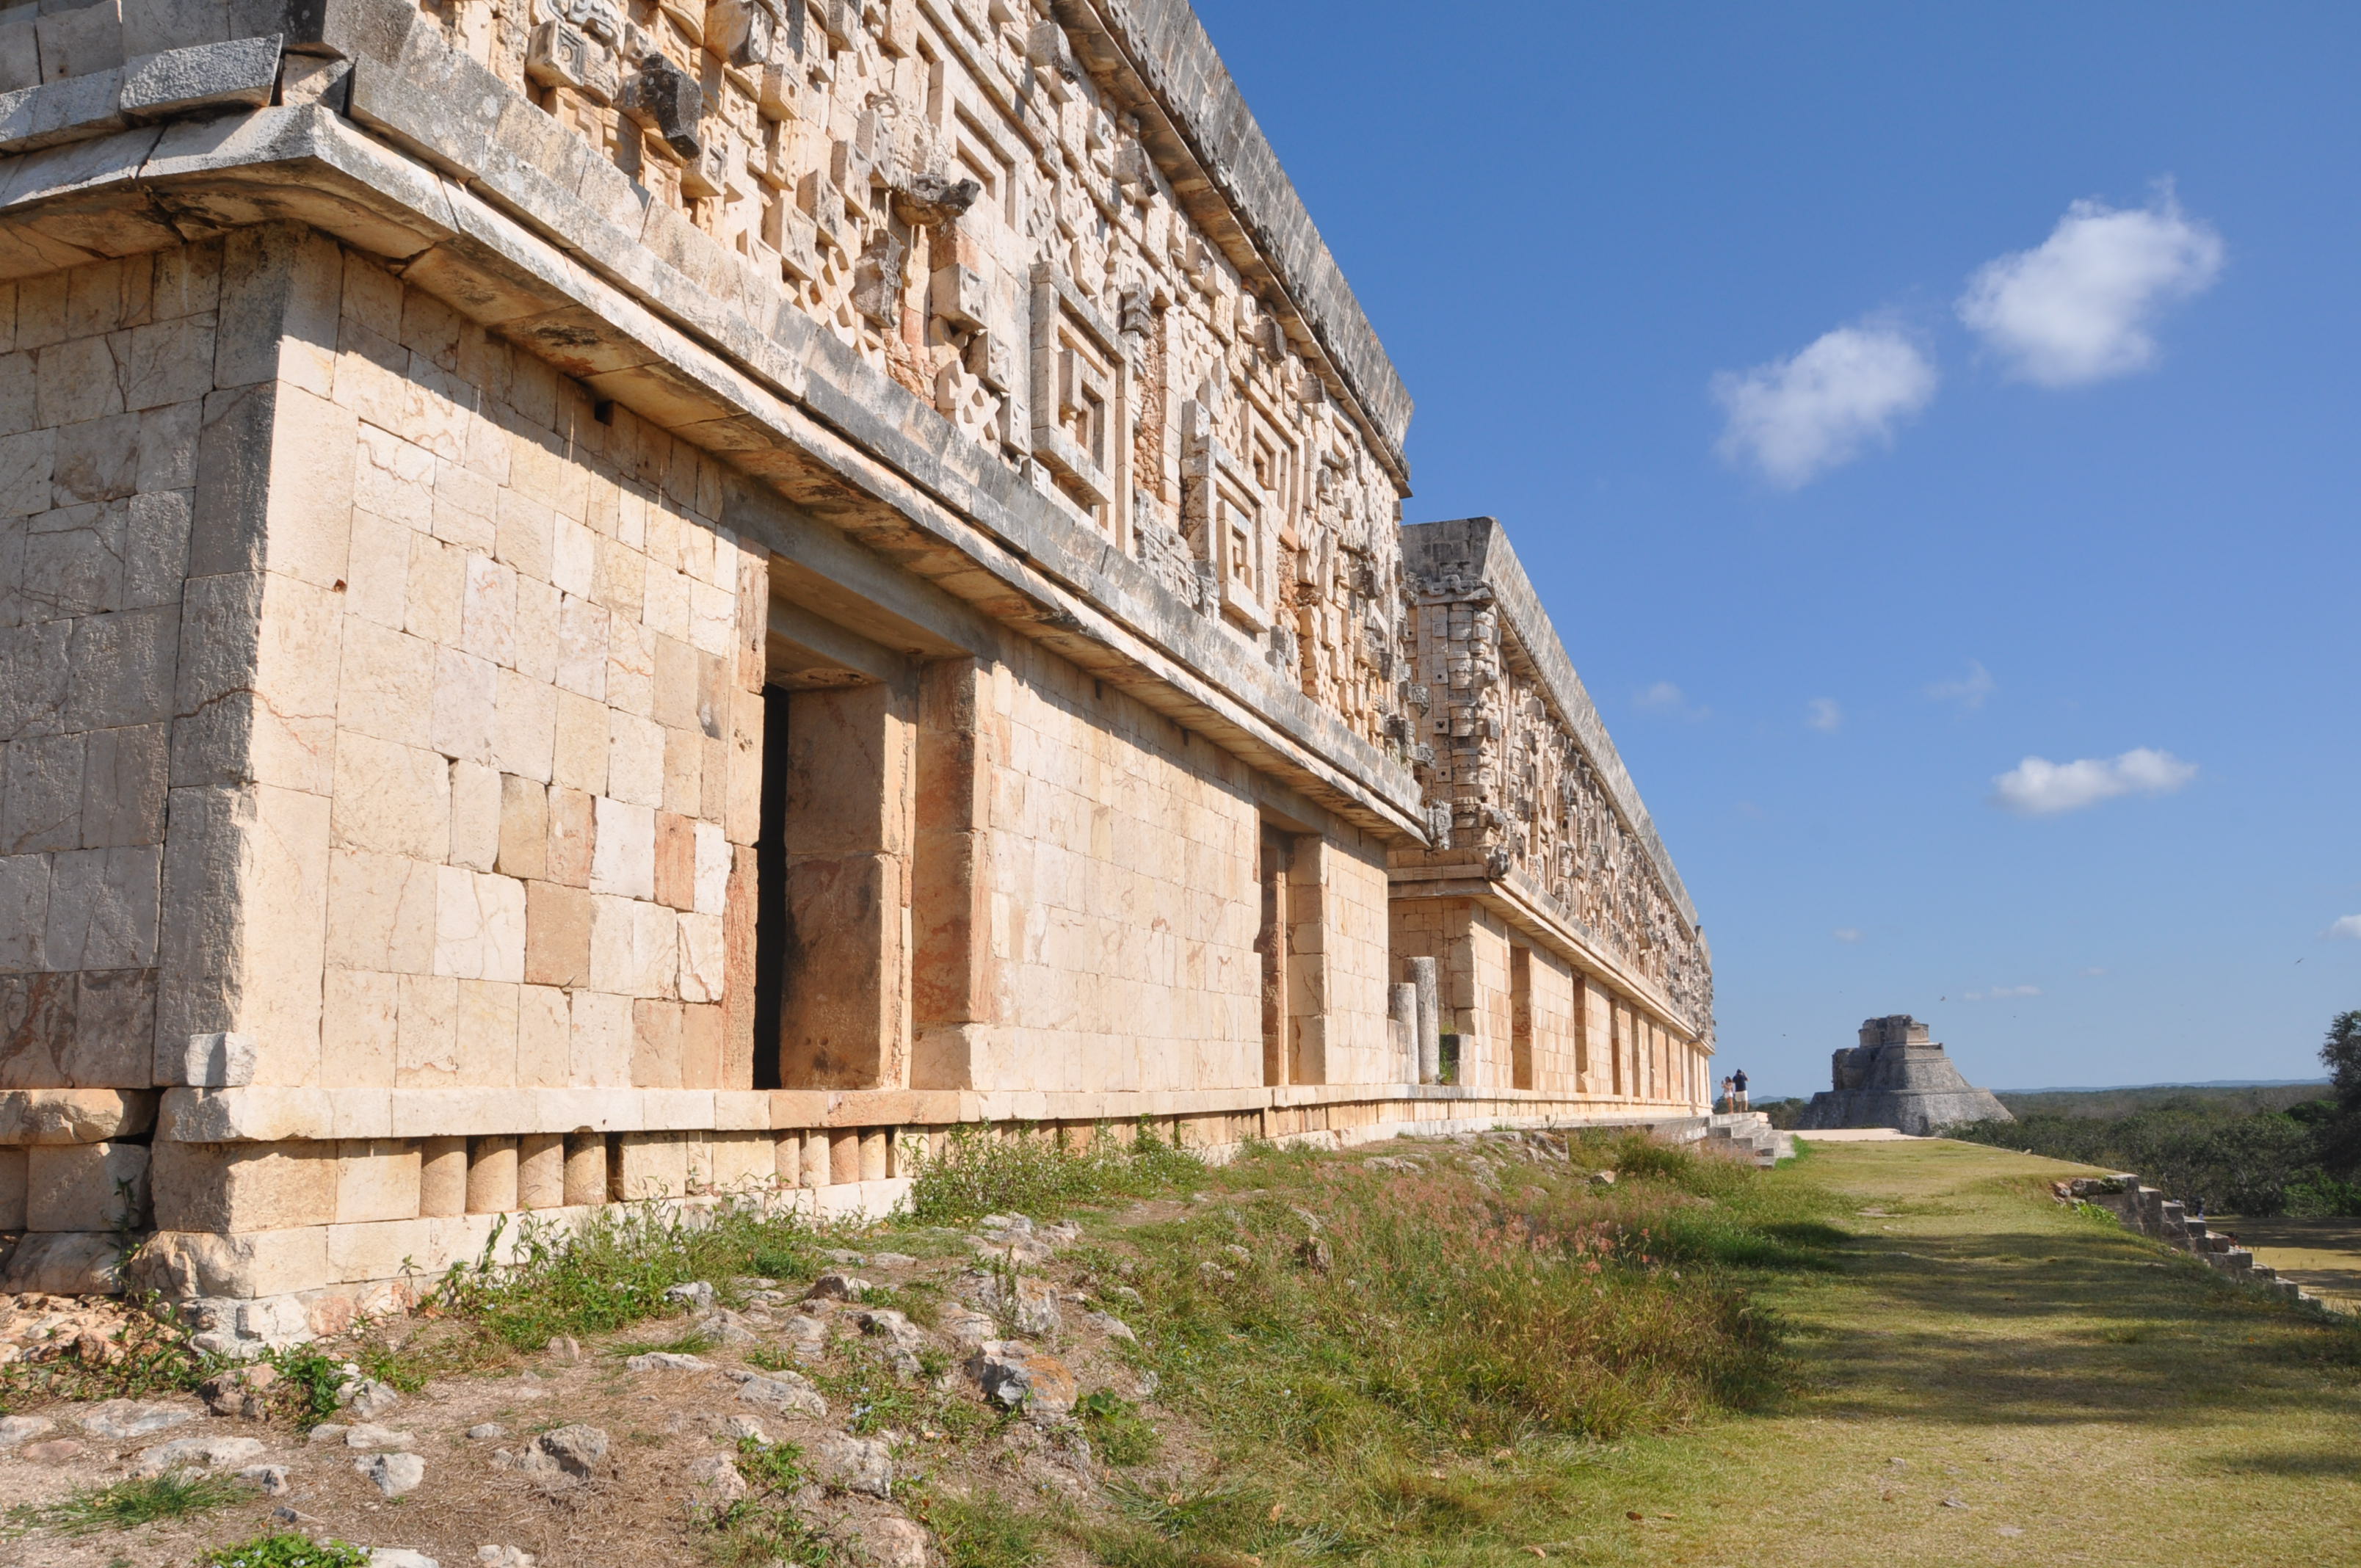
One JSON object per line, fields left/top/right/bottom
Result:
{"left": 2212, "top": 1215, "right": 2361, "bottom": 1311}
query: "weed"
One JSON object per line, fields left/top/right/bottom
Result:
{"left": 1078, "top": 1388, "right": 1158, "bottom": 1465}
{"left": 812, "top": 1341, "right": 987, "bottom": 1441}
{"left": 928, "top": 1492, "right": 1047, "bottom": 1568}
{"left": 198, "top": 1534, "right": 372, "bottom": 1567}
{"left": 268, "top": 1349, "right": 355, "bottom": 1426}
{"left": 0, "top": 1294, "right": 213, "bottom": 1409}
{"left": 745, "top": 1346, "right": 800, "bottom": 1373}
{"left": 426, "top": 1195, "right": 834, "bottom": 1351}
{"left": 4, "top": 1473, "right": 244, "bottom": 1538}
{"left": 609, "top": 1329, "right": 718, "bottom": 1359}
{"left": 905, "top": 1120, "right": 1203, "bottom": 1224}
{"left": 703, "top": 1438, "right": 831, "bottom": 1566}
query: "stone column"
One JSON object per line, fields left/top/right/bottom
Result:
{"left": 1407, "top": 956, "right": 1440, "bottom": 1084}
{"left": 1388, "top": 983, "right": 1418, "bottom": 1081}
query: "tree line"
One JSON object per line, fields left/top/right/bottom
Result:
{"left": 1945, "top": 1010, "right": 2361, "bottom": 1217}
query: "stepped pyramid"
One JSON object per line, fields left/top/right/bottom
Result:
{"left": 1794, "top": 1016, "right": 2012, "bottom": 1135}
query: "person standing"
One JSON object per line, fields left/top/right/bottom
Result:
{"left": 1719, "top": 1075, "right": 1735, "bottom": 1113}
{"left": 1731, "top": 1067, "right": 1749, "bottom": 1111}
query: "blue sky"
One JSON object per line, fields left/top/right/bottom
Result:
{"left": 1188, "top": 1, "right": 2361, "bottom": 1095}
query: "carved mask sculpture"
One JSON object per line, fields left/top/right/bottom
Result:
{"left": 620, "top": 51, "right": 706, "bottom": 162}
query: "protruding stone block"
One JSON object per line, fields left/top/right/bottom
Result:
{"left": 26, "top": 1139, "right": 150, "bottom": 1230}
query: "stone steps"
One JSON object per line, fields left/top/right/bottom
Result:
{"left": 1705, "top": 1113, "right": 1793, "bottom": 1168}
{"left": 2062, "top": 1176, "right": 2323, "bottom": 1309}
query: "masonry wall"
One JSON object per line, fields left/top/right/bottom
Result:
{"left": 0, "top": 242, "right": 216, "bottom": 1235}
{"left": 956, "top": 634, "right": 1393, "bottom": 1095}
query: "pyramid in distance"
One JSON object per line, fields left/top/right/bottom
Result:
{"left": 1794, "top": 1015, "right": 2014, "bottom": 1136}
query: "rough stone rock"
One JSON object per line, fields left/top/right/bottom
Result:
{"left": 727, "top": 1368, "right": 827, "bottom": 1417}
{"left": 346, "top": 1423, "right": 417, "bottom": 1450}
{"left": 76, "top": 1398, "right": 200, "bottom": 1439}
{"left": 973, "top": 1271, "right": 1061, "bottom": 1335}
{"left": 778, "top": 1312, "right": 832, "bottom": 1361}
{"left": 20, "top": 1438, "right": 84, "bottom": 1462}
{"left": 866, "top": 1252, "right": 919, "bottom": 1268}
{"left": 855, "top": 1307, "right": 930, "bottom": 1373}
{"left": 719, "top": 1414, "right": 768, "bottom": 1442}
{"left": 339, "top": 1377, "right": 403, "bottom": 1420}
{"left": 684, "top": 1452, "right": 748, "bottom": 1510}
{"left": 198, "top": 1362, "right": 280, "bottom": 1418}
{"left": 804, "top": 1271, "right": 871, "bottom": 1302}
{"left": 369, "top": 1551, "right": 440, "bottom": 1568}
{"left": 625, "top": 1351, "right": 711, "bottom": 1372}
{"left": 692, "top": 1309, "right": 760, "bottom": 1346}
{"left": 664, "top": 1280, "right": 717, "bottom": 1310}
{"left": 849, "top": 1515, "right": 932, "bottom": 1568}
{"left": 545, "top": 1335, "right": 582, "bottom": 1365}
{"left": 0, "top": 1414, "right": 56, "bottom": 1447}
{"left": 0, "top": 1233, "right": 125, "bottom": 1294}
{"left": 1084, "top": 1310, "right": 1136, "bottom": 1343}
{"left": 239, "top": 1464, "right": 292, "bottom": 1495}
{"left": 475, "top": 1550, "right": 539, "bottom": 1567}
{"left": 822, "top": 1249, "right": 868, "bottom": 1265}
{"left": 358, "top": 1451, "right": 427, "bottom": 1497}
{"left": 941, "top": 1307, "right": 996, "bottom": 1348}
{"left": 968, "top": 1340, "right": 1077, "bottom": 1416}
{"left": 467, "top": 1422, "right": 507, "bottom": 1440}
{"left": 519, "top": 1424, "right": 608, "bottom": 1478}
{"left": 808, "top": 1431, "right": 894, "bottom": 1497}
{"left": 131, "top": 1434, "right": 266, "bottom": 1476}
{"left": 1294, "top": 1235, "right": 1333, "bottom": 1273}
{"left": 1197, "top": 1262, "right": 1236, "bottom": 1286}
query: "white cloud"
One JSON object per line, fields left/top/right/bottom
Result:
{"left": 1832, "top": 927, "right": 1863, "bottom": 943}
{"left": 1958, "top": 188, "right": 2224, "bottom": 387}
{"left": 1965, "top": 984, "right": 2042, "bottom": 1001}
{"left": 1926, "top": 660, "right": 1995, "bottom": 711}
{"left": 1712, "top": 322, "right": 1937, "bottom": 487}
{"left": 1634, "top": 681, "right": 1708, "bottom": 719}
{"left": 2329, "top": 916, "right": 2361, "bottom": 941}
{"left": 1806, "top": 697, "right": 1843, "bottom": 733}
{"left": 1990, "top": 747, "right": 2197, "bottom": 816}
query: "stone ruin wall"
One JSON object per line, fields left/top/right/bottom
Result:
{"left": 417, "top": 0, "right": 1413, "bottom": 752}
{"left": 1402, "top": 567, "right": 1713, "bottom": 1042}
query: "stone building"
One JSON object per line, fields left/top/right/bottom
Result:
{"left": 1795, "top": 1016, "right": 2011, "bottom": 1136}
{"left": 0, "top": 0, "right": 1714, "bottom": 1340}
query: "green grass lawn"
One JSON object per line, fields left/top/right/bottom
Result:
{"left": 1589, "top": 1138, "right": 2361, "bottom": 1567}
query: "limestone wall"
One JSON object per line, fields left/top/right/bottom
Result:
{"left": 0, "top": 242, "right": 217, "bottom": 1239}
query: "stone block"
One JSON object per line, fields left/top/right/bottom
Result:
{"left": 26, "top": 1138, "right": 148, "bottom": 1230}
{"left": 432, "top": 865, "right": 525, "bottom": 982}
{"left": 333, "top": 1137, "right": 419, "bottom": 1224}
{"left": 332, "top": 734, "right": 449, "bottom": 860}
{"left": 517, "top": 1130, "right": 562, "bottom": 1208}
{"left": 0, "top": 1144, "right": 21, "bottom": 1226}
{"left": 450, "top": 758, "right": 502, "bottom": 873}
{"left": 119, "top": 0, "right": 228, "bottom": 60}
{"left": 134, "top": 1223, "right": 326, "bottom": 1299}
{"left": 150, "top": 1139, "right": 333, "bottom": 1233}
{"left": 523, "top": 879, "right": 590, "bottom": 987}
{"left": 681, "top": 1001, "right": 721, "bottom": 1089}
{"left": 496, "top": 772, "right": 547, "bottom": 879}
{"left": 568, "top": 989, "right": 631, "bottom": 1086}
{"left": 324, "top": 851, "right": 436, "bottom": 976}
{"left": 0, "top": 1229, "right": 123, "bottom": 1293}
{"left": 516, "top": 982, "right": 569, "bottom": 1086}
{"left": 653, "top": 808, "right": 694, "bottom": 910}
{"left": 545, "top": 783, "right": 594, "bottom": 886}
{"left": 614, "top": 1129, "right": 684, "bottom": 1199}
{"left": 418, "top": 1134, "right": 465, "bottom": 1217}
{"left": 0, "top": 1085, "right": 155, "bottom": 1142}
